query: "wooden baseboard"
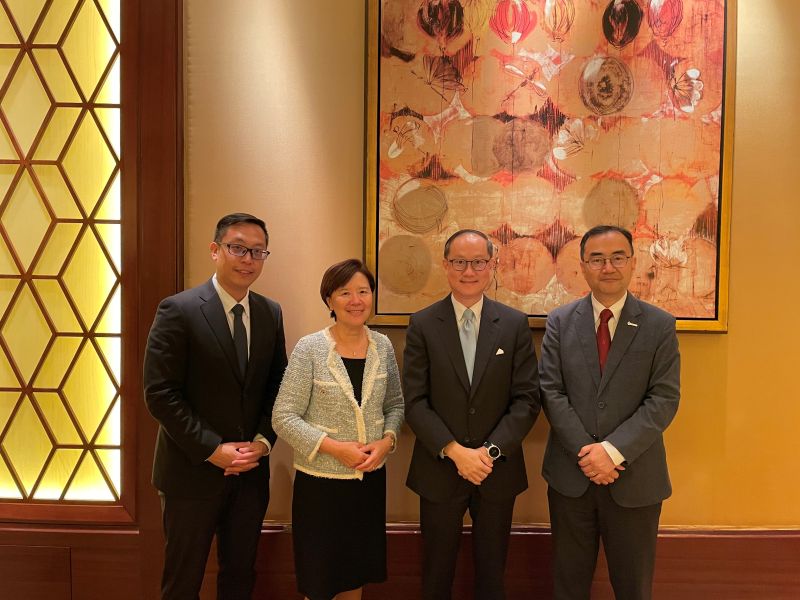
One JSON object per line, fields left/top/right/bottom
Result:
{"left": 1, "top": 525, "right": 797, "bottom": 599}
{"left": 248, "top": 525, "right": 800, "bottom": 600}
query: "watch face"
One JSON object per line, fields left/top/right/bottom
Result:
{"left": 488, "top": 445, "right": 501, "bottom": 459}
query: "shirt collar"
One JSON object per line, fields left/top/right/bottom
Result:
{"left": 591, "top": 292, "right": 627, "bottom": 324}
{"left": 212, "top": 274, "right": 250, "bottom": 316}
{"left": 451, "top": 295, "right": 484, "bottom": 322}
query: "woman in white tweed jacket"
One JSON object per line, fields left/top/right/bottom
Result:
{"left": 272, "top": 259, "right": 403, "bottom": 600}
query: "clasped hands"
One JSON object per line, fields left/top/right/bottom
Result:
{"left": 444, "top": 441, "right": 493, "bottom": 486}
{"left": 578, "top": 443, "right": 625, "bottom": 485}
{"left": 208, "top": 440, "right": 269, "bottom": 476}
{"left": 322, "top": 436, "right": 394, "bottom": 472}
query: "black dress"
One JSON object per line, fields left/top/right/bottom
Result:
{"left": 292, "top": 357, "right": 388, "bottom": 600}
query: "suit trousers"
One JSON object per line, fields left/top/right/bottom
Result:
{"left": 420, "top": 488, "right": 515, "bottom": 600}
{"left": 547, "top": 485, "right": 662, "bottom": 600}
{"left": 160, "top": 472, "right": 270, "bottom": 600}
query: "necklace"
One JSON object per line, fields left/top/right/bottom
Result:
{"left": 332, "top": 326, "right": 367, "bottom": 358}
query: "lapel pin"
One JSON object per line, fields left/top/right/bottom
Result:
{"left": 627, "top": 321, "right": 638, "bottom": 327}
{"left": 495, "top": 348, "right": 505, "bottom": 355}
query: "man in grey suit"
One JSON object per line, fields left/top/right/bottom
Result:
{"left": 540, "top": 225, "right": 680, "bottom": 600}
{"left": 403, "top": 229, "right": 540, "bottom": 600}
{"left": 144, "top": 213, "right": 287, "bottom": 599}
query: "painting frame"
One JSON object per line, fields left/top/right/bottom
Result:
{"left": 365, "top": 0, "right": 735, "bottom": 331}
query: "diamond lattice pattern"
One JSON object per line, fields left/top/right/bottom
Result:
{"left": 0, "top": 1, "right": 121, "bottom": 502}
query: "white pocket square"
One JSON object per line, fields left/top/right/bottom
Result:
{"left": 495, "top": 348, "right": 505, "bottom": 355}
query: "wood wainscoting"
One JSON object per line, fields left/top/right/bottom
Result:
{"left": 242, "top": 524, "right": 799, "bottom": 600}
{"left": 0, "top": 524, "right": 797, "bottom": 598}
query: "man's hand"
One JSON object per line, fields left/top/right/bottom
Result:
{"left": 444, "top": 442, "right": 493, "bottom": 485}
{"left": 224, "top": 441, "right": 268, "bottom": 476}
{"left": 208, "top": 441, "right": 264, "bottom": 476}
{"left": 355, "top": 436, "right": 394, "bottom": 472}
{"left": 578, "top": 443, "right": 625, "bottom": 485}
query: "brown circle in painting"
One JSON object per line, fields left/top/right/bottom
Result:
{"left": 555, "top": 238, "right": 591, "bottom": 297}
{"left": 440, "top": 115, "right": 505, "bottom": 178}
{"left": 583, "top": 177, "right": 639, "bottom": 232}
{"left": 496, "top": 237, "right": 555, "bottom": 295}
{"left": 378, "top": 235, "right": 432, "bottom": 294}
{"left": 492, "top": 119, "right": 551, "bottom": 174}
{"left": 579, "top": 56, "right": 634, "bottom": 115}
{"left": 393, "top": 180, "right": 448, "bottom": 234}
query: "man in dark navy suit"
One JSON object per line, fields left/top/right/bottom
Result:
{"left": 403, "top": 229, "right": 541, "bottom": 600}
{"left": 144, "top": 213, "right": 287, "bottom": 599}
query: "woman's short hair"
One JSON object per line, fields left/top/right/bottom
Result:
{"left": 319, "top": 259, "right": 376, "bottom": 319}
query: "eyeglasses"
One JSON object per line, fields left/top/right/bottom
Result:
{"left": 584, "top": 255, "right": 631, "bottom": 270}
{"left": 447, "top": 258, "right": 491, "bottom": 272}
{"left": 220, "top": 243, "right": 270, "bottom": 261}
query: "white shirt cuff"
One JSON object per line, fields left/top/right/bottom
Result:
{"left": 601, "top": 441, "right": 625, "bottom": 466}
{"left": 254, "top": 434, "right": 271, "bottom": 456}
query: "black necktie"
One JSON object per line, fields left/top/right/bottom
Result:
{"left": 232, "top": 304, "right": 247, "bottom": 376}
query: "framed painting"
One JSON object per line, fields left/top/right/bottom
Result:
{"left": 365, "top": 0, "right": 735, "bottom": 330}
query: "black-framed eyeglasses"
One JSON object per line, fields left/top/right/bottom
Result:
{"left": 220, "top": 243, "right": 270, "bottom": 261}
{"left": 448, "top": 258, "right": 491, "bottom": 272}
{"left": 584, "top": 255, "right": 630, "bottom": 270}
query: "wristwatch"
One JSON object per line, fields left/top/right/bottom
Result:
{"left": 483, "top": 442, "right": 503, "bottom": 461}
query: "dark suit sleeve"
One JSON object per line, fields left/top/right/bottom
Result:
{"left": 257, "top": 301, "right": 288, "bottom": 447}
{"left": 486, "top": 312, "right": 540, "bottom": 456}
{"left": 539, "top": 310, "right": 596, "bottom": 455}
{"left": 605, "top": 317, "right": 680, "bottom": 463}
{"left": 143, "top": 296, "right": 223, "bottom": 464}
{"left": 403, "top": 314, "right": 457, "bottom": 457}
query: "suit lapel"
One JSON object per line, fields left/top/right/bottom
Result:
{"left": 575, "top": 295, "right": 602, "bottom": 391}
{"left": 469, "top": 297, "right": 499, "bottom": 398}
{"left": 247, "top": 294, "right": 274, "bottom": 387}
{"left": 598, "top": 294, "right": 642, "bottom": 394}
{"left": 436, "top": 297, "right": 471, "bottom": 393}
{"left": 199, "top": 279, "right": 244, "bottom": 385}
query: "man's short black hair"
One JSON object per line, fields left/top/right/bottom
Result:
{"left": 214, "top": 213, "right": 269, "bottom": 245}
{"left": 443, "top": 229, "right": 494, "bottom": 258}
{"left": 579, "top": 225, "right": 633, "bottom": 259}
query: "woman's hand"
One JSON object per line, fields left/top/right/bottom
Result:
{"left": 320, "top": 438, "right": 369, "bottom": 468}
{"left": 355, "top": 435, "right": 394, "bottom": 472}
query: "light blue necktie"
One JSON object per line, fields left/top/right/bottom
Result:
{"left": 459, "top": 308, "right": 477, "bottom": 383}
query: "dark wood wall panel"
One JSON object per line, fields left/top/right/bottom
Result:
{"left": 0, "top": 528, "right": 139, "bottom": 600}
{"left": 196, "top": 526, "right": 800, "bottom": 600}
{"left": 0, "top": 545, "right": 71, "bottom": 599}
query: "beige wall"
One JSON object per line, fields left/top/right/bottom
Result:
{"left": 184, "top": 0, "right": 800, "bottom": 527}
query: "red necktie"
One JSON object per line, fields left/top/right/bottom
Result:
{"left": 597, "top": 309, "right": 613, "bottom": 373}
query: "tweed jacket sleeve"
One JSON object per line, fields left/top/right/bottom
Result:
{"left": 380, "top": 335, "right": 405, "bottom": 448}
{"left": 271, "top": 335, "right": 327, "bottom": 461}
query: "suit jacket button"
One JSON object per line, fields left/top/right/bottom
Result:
{"left": 597, "top": 401, "right": 606, "bottom": 409}
{"left": 469, "top": 408, "right": 476, "bottom": 415}
{"left": 464, "top": 437, "right": 471, "bottom": 444}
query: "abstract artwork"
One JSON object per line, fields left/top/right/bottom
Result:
{"left": 366, "top": 0, "right": 734, "bottom": 330}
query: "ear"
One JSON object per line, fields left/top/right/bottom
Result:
{"left": 210, "top": 241, "right": 219, "bottom": 258}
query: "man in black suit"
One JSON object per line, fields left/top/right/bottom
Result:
{"left": 144, "top": 213, "right": 287, "bottom": 599}
{"left": 540, "top": 225, "right": 681, "bottom": 599}
{"left": 403, "top": 229, "right": 540, "bottom": 600}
